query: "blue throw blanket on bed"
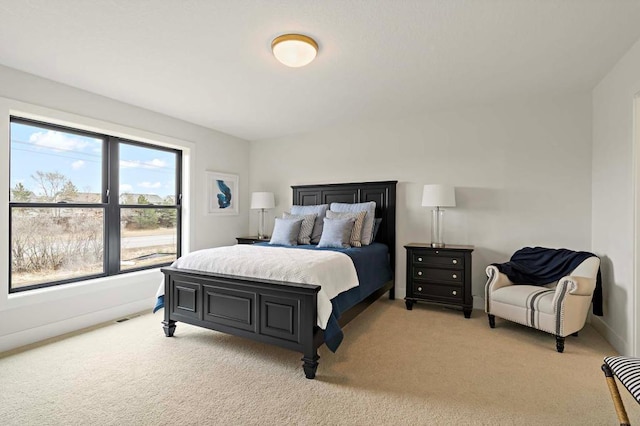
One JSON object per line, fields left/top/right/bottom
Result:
{"left": 492, "top": 247, "right": 602, "bottom": 316}
{"left": 153, "top": 295, "right": 164, "bottom": 314}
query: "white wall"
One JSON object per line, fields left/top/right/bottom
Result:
{"left": 592, "top": 37, "right": 640, "bottom": 356}
{"left": 250, "top": 94, "right": 593, "bottom": 306}
{"left": 0, "top": 65, "right": 250, "bottom": 352}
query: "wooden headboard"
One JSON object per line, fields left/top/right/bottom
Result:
{"left": 291, "top": 180, "right": 397, "bottom": 270}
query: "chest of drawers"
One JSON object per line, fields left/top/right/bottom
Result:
{"left": 404, "top": 243, "right": 474, "bottom": 318}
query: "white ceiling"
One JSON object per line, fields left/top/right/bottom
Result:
{"left": 1, "top": 1, "right": 640, "bottom": 141}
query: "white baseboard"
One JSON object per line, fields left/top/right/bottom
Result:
{"left": 473, "top": 296, "right": 485, "bottom": 311}
{"left": 0, "top": 297, "right": 156, "bottom": 353}
{"left": 590, "top": 314, "right": 630, "bottom": 355}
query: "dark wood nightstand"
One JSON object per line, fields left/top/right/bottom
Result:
{"left": 404, "top": 243, "right": 474, "bottom": 318}
{"left": 236, "top": 236, "right": 269, "bottom": 245}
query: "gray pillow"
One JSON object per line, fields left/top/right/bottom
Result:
{"left": 326, "top": 210, "right": 366, "bottom": 247}
{"left": 330, "top": 201, "right": 376, "bottom": 245}
{"left": 269, "top": 217, "right": 304, "bottom": 246}
{"left": 290, "top": 204, "right": 329, "bottom": 244}
{"left": 282, "top": 212, "right": 317, "bottom": 245}
{"left": 317, "top": 217, "right": 356, "bottom": 249}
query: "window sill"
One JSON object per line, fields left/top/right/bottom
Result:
{"left": 2, "top": 268, "right": 163, "bottom": 311}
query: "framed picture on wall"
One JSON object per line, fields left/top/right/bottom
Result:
{"left": 206, "top": 171, "right": 239, "bottom": 215}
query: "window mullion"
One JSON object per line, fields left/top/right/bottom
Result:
{"left": 106, "top": 137, "right": 120, "bottom": 275}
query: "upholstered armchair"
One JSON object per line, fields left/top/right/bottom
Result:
{"left": 485, "top": 253, "right": 600, "bottom": 352}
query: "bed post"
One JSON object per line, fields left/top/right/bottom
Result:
{"left": 162, "top": 273, "right": 176, "bottom": 337}
{"left": 302, "top": 352, "right": 320, "bottom": 379}
{"left": 301, "top": 292, "right": 319, "bottom": 379}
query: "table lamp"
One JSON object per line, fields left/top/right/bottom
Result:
{"left": 421, "top": 184, "right": 456, "bottom": 248}
{"left": 250, "top": 192, "right": 275, "bottom": 239}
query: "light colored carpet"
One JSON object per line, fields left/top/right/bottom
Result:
{"left": 0, "top": 299, "right": 637, "bottom": 425}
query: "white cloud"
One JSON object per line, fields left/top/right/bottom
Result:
{"left": 120, "top": 158, "right": 167, "bottom": 169}
{"left": 30, "top": 130, "right": 90, "bottom": 152}
{"left": 138, "top": 181, "right": 162, "bottom": 189}
{"left": 120, "top": 183, "right": 133, "bottom": 193}
{"left": 147, "top": 158, "right": 166, "bottom": 168}
{"left": 71, "top": 160, "right": 85, "bottom": 170}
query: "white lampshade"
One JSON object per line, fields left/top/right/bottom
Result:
{"left": 251, "top": 192, "right": 275, "bottom": 210}
{"left": 421, "top": 184, "right": 456, "bottom": 208}
{"left": 271, "top": 34, "right": 318, "bottom": 68}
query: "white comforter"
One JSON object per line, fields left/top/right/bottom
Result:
{"left": 156, "top": 245, "right": 360, "bottom": 329}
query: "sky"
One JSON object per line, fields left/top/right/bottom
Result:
{"left": 10, "top": 121, "right": 176, "bottom": 200}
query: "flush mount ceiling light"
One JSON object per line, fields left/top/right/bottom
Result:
{"left": 271, "top": 34, "right": 318, "bottom": 68}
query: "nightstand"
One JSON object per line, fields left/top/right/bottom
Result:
{"left": 236, "top": 236, "right": 269, "bottom": 245}
{"left": 404, "top": 243, "right": 474, "bottom": 318}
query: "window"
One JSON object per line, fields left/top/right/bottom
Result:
{"left": 9, "top": 117, "right": 182, "bottom": 292}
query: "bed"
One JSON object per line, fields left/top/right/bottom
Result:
{"left": 160, "top": 180, "right": 397, "bottom": 379}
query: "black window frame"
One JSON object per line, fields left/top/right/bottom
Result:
{"left": 8, "top": 116, "right": 182, "bottom": 293}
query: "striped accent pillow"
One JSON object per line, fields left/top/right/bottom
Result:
{"left": 283, "top": 212, "right": 317, "bottom": 245}
{"left": 290, "top": 204, "right": 329, "bottom": 244}
{"left": 326, "top": 210, "right": 366, "bottom": 247}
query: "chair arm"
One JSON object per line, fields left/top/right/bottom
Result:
{"left": 552, "top": 275, "right": 597, "bottom": 313}
{"left": 557, "top": 275, "right": 596, "bottom": 296}
{"left": 485, "top": 265, "right": 514, "bottom": 292}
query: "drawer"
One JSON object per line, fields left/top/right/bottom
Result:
{"left": 412, "top": 267, "right": 463, "bottom": 284}
{"left": 413, "top": 282, "right": 463, "bottom": 301}
{"left": 412, "top": 252, "right": 463, "bottom": 269}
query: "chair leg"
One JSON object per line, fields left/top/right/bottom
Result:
{"left": 555, "top": 336, "right": 565, "bottom": 353}
{"left": 488, "top": 314, "right": 495, "bottom": 328}
{"left": 601, "top": 363, "right": 631, "bottom": 426}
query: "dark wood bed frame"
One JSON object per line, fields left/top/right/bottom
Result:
{"left": 161, "top": 180, "right": 397, "bottom": 379}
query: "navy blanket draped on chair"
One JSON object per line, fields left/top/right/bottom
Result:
{"left": 492, "top": 247, "right": 603, "bottom": 316}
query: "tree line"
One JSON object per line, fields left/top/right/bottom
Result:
{"left": 10, "top": 171, "right": 177, "bottom": 277}
{"left": 11, "top": 171, "right": 177, "bottom": 230}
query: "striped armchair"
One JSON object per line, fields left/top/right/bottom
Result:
{"left": 484, "top": 256, "right": 600, "bottom": 352}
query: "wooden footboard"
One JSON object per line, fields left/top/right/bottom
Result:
{"left": 162, "top": 266, "right": 322, "bottom": 378}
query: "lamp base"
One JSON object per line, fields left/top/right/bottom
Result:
{"left": 430, "top": 208, "right": 446, "bottom": 248}
{"left": 257, "top": 235, "right": 270, "bottom": 240}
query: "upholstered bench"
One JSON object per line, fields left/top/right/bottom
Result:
{"left": 602, "top": 356, "right": 640, "bottom": 426}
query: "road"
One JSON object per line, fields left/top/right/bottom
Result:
{"left": 121, "top": 234, "right": 176, "bottom": 248}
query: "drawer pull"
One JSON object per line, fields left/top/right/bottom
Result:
{"left": 417, "top": 271, "right": 423, "bottom": 276}
{"left": 452, "top": 259, "right": 458, "bottom": 264}
{"left": 418, "top": 287, "right": 423, "bottom": 292}
{"left": 452, "top": 274, "right": 457, "bottom": 279}
{"left": 452, "top": 290, "right": 457, "bottom": 295}
{"left": 417, "top": 257, "right": 422, "bottom": 261}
